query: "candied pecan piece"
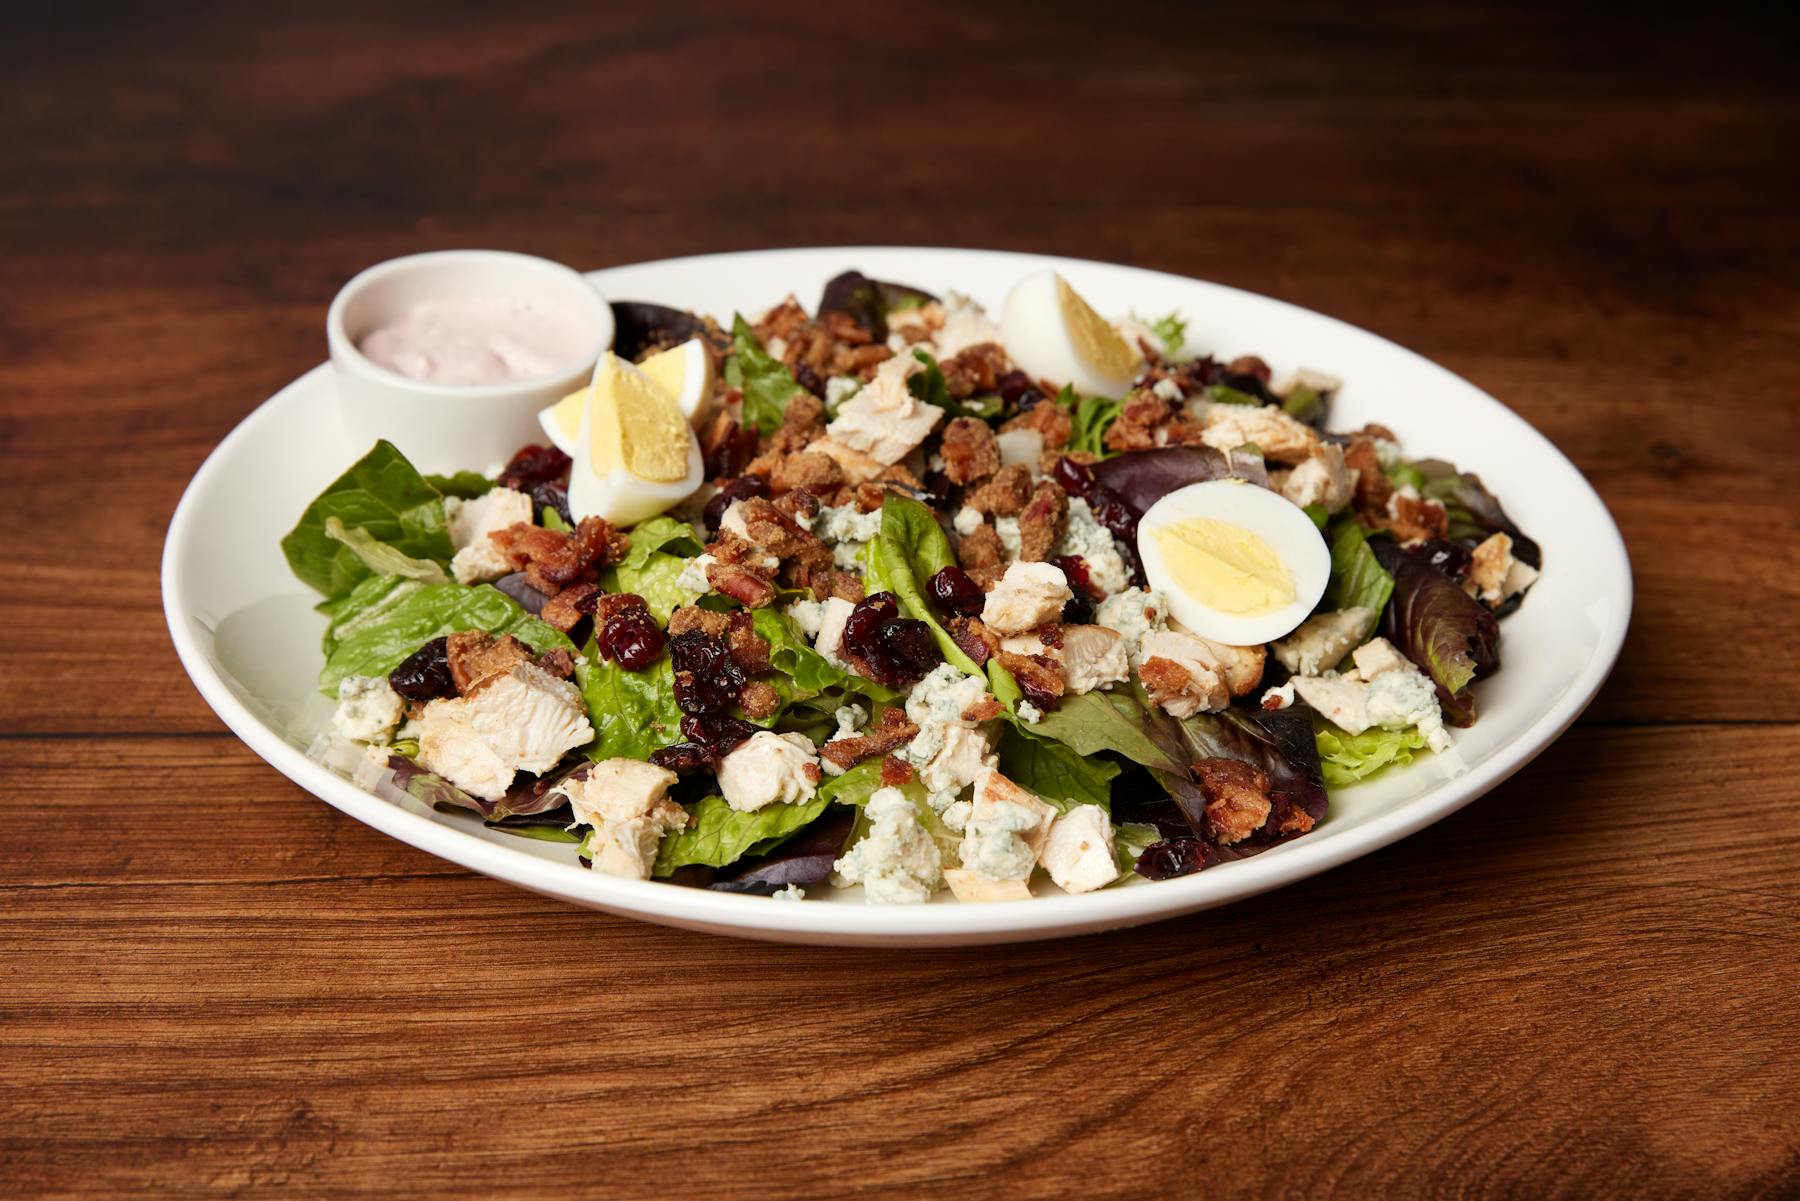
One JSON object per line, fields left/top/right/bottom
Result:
{"left": 739, "top": 496, "right": 832, "bottom": 572}
{"left": 667, "top": 605, "right": 728, "bottom": 638}
{"left": 820, "top": 708, "right": 921, "bottom": 773}
{"left": 702, "top": 411, "right": 759, "bottom": 480}
{"left": 774, "top": 488, "right": 823, "bottom": 526}
{"left": 880, "top": 755, "right": 916, "bottom": 787}
{"left": 710, "top": 563, "right": 778, "bottom": 608}
{"left": 445, "top": 631, "right": 534, "bottom": 693}
{"left": 738, "top": 680, "right": 780, "bottom": 719}
{"left": 961, "top": 694, "right": 1003, "bottom": 723}
{"left": 1226, "top": 355, "right": 1272, "bottom": 382}
{"left": 753, "top": 296, "right": 811, "bottom": 343}
{"left": 536, "top": 648, "right": 577, "bottom": 679}
{"left": 1017, "top": 479, "right": 1068, "bottom": 563}
{"left": 807, "top": 569, "right": 866, "bottom": 604}
{"left": 832, "top": 342, "right": 893, "bottom": 377}
{"left": 767, "top": 391, "right": 825, "bottom": 456}
{"left": 1344, "top": 437, "right": 1393, "bottom": 514}
{"left": 491, "top": 517, "right": 627, "bottom": 593}
{"left": 963, "top": 463, "right": 1033, "bottom": 516}
{"left": 1139, "top": 656, "right": 1199, "bottom": 714}
{"left": 946, "top": 616, "right": 999, "bottom": 667}
{"left": 955, "top": 522, "right": 1006, "bottom": 573}
{"left": 1378, "top": 492, "right": 1449, "bottom": 544}
{"left": 940, "top": 416, "right": 1001, "bottom": 486}
{"left": 592, "top": 592, "right": 651, "bottom": 622}
{"left": 724, "top": 611, "right": 772, "bottom": 675}
{"left": 1195, "top": 757, "right": 1272, "bottom": 846}
{"left": 939, "top": 342, "right": 1008, "bottom": 400}
{"left": 1104, "top": 391, "right": 1174, "bottom": 453}
{"left": 770, "top": 450, "right": 845, "bottom": 497}
{"left": 539, "top": 581, "right": 602, "bottom": 633}
{"left": 1271, "top": 796, "right": 1316, "bottom": 838}
{"left": 1002, "top": 399, "right": 1073, "bottom": 450}
{"left": 998, "top": 651, "right": 1065, "bottom": 711}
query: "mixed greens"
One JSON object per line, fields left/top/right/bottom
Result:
{"left": 290, "top": 269, "right": 1540, "bottom": 904}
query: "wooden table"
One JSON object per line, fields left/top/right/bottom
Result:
{"left": 5, "top": 3, "right": 1795, "bottom": 1196}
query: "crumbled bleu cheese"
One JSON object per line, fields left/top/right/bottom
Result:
{"left": 959, "top": 801, "right": 1042, "bottom": 881}
{"left": 1260, "top": 680, "right": 1296, "bottom": 710}
{"left": 1017, "top": 701, "right": 1043, "bottom": 723}
{"left": 1093, "top": 587, "right": 1167, "bottom": 667}
{"left": 942, "top": 799, "right": 973, "bottom": 832}
{"left": 1374, "top": 437, "right": 1403, "bottom": 471}
{"left": 814, "top": 503, "right": 883, "bottom": 571}
{"left": 833, "top": 704, "right": 868, "bottom": 739}
{"left": 785, "top": 598, "right": 826, "bottom": 639}
{"left": 824, "top": 375, "right": 861, "bottom": 411}
{"left": 833, "top": 787, "right": 942, "bottom": 904}
{"left": 333, "top": 675, "right": 404, "bottom": 744}
{"left": 676, "top": 553, "right": 715, "bottom": 594}
{"left": 953, "top": 505, "right": 984, "bottom": 537}
{"left": 771, "top": 884, "right": 806, "bottom": 901}
{"left": 901, "top": 664, "right": 998, "bottom": 809}
{"left": 1152, "top": 377, "right": 1183, "bottom": 402}
{"left": 1365, "top": 668, "right": 1452, "bottom": 752}
{"left": 993, "top": 515, "right": 1022, "bottom": 561}
{"left": 1056, "top": 497, "right": 1131, "bottom": 597}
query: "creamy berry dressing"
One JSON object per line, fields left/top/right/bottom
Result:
{"left": 358, "top": 297, "right": 590, "bottom": 385}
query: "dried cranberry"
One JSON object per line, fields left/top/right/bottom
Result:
{"left": 650, "top": 714, "right": 759, "bottom": 773}
{"left": 597, "top": 610, "right": 666, "bottom": 671}
{"left": 704, "top": 418, "right": 759, "bottom": 480}
{"left": 649, "top": 742, "right": 711, "bottom": 773}
{"left": 669, "top": 632, "right": 744, "bottom": 714}
{"left": 840, "top": 593, "right": 940, "bottom": 686}
{"left": 928, "top": 567, "right": 985, "bottom": 617}
{"left": 388, "top": 637, "right": 455, "bottom": 703}
{"left": 1054, "top": 555, "right": 1098, "bottom": 599}
{"left": 497, "top": 444, "right": 571, "bottom": 491}
{"left": 1012, "top": 665, "right": 1064, "bottom": 713}
{"left": 1061, "top": 593, "right": 1096, "bottom": 625}
{"left": 995, "top": 369, "right": 1043, "bottom": 410}
{"left": 919, "top": 468, "right": 956, "bottom": 509}
{"left": 529, "top": 480, "right": 573, "bottom": 527}
{"left": 1053, "top": 455, "right": 1096, "bottom": 499}
{"left": 1406, "top": 538, "right": 1473, "bottom": 582}
{"left": 1135, "top": 838, "right": 1219, "bottom": 880}
{"left": 1090, "top": 488, "right": 1139, "bottom": 543}
{"left": 793, "top": 360, "right": 825, "bottom": 398}
{"left": 703, "top": 474, "right": 771, "bottom": 532}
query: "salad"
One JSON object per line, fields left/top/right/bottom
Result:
{"left": 287, "top": 267, "right": 1540, "bottom": 903}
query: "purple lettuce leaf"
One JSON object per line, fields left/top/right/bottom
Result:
{"left": 1092, "top": 447, "right": 1268, "bottom": 516}
{"left": 1412, "top": 460, "right": 1541, "bottom": 568}
{"left": 493, "top": 571, "right": 553, "bottom": 615}
{"left": 1372, "top": 539, "right": 1501, "bottom": 726}
{"left": 708, "top": 807, "right": 857, "bottom": 896}
{"left": 817, "top": 271, "right": 938, "bottom": 342}
{"left": 611, "top": 301, "right": 714, "bottom": 362}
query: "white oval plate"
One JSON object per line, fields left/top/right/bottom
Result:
{"left": 163, "top": 246, "right": 1630, "bottom": 947}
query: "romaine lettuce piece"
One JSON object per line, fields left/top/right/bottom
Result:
{"left": 1315, "top": 721, "right": 1431, "bottom": 786}
{"left": 729, "top": 314, "right": 808, "bottom": 435}
{"left": 317, "top": 582, "right": 571, "bottom": 697}
{"left": 995, "top": 722, "right": 1120, "bottom": 813}
{"left": 577, "top": 653, "right": 684, "bottom": 762}
{"left": 1325, "top": 514, "right": 1395, "bottom": 613}
{"left": 281, "top": 440, "right": 455, "bottom": 598}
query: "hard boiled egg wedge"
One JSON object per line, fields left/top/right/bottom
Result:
{"left": 539, "top": 337, "right": 716, "bottom": 454}
{"left": 1000, "top": 270, "right": 1143, "bottom": 397}
{"left": 1137, "top": 480, "right": 1330, "bottom": 647}
{"left": 566, "top": 351, "right": 704, "bottom": 527}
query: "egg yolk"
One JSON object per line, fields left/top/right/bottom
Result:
{"left": 1153, "top": 517, "right": 1295, "bottom": 615}
{"left": 588, "top": 353, "right": 689, "bottom": 482}
{"left": 1055, "top": 275, "right": 1139, "bottom": 384}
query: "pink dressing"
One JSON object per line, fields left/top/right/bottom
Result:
{"left": 358, "top": 297, "right": 591, "bottom": 386}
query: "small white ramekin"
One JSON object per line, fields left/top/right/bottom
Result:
{"left": 326, "top": 250, "right": 613, "bottom": 474}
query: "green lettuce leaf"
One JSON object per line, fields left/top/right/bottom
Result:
{"left": 1326, "top": 515, "right": 1396, "bottom": 614}
{"left": 752, "top": 609, "right": 901, "bottom": 709}
{"left": 1315, "top": 721, "right": 1431, "bottom": 786}
{"left": 316, "top": 573, "right": 428, "bottom": 656}
{"left": 1014, "top": 687, "right": 1189, "bottom": 777}
{"left": 620, "top": 515, "right": 703, "bottom": 567}
{"left": 323, "top": 517, "right": 449, "bottom": 585}
{"left": 1133, "top": 309, "right": 1188, "bottom": 358}
{"left": 995, "top": 723, "right": 1120, "bottom": 813}
{"left": 604, "top": 553, "right": 700, "bottom": 625}
{"left": 1282, "top": 384, "right": 1326, "bottom": 425}
{"left": 907, "top": 350, "right": 1002, "bottom": 419}
{"left": 730, "top": 314, "right": 808, "bottom": 436}
{"left": 870, "top": 495, "right": 980, "bottom": 675}
{"left": 426, "top": 471, "right": 495, "bottom": 500}
{"left": 650, "top": 757, "right": 888, "bottom": 876}
{"left": 282, "top": 441, "right": 456, "bottom": 598}
{"left": 1062, "top": 385, "right": 1123, "bottom": 458}
{"left": 317, "top": 582, "right": 572, "bottom": 697}
{"left": 1113, "top": 821, "right": 1161, "bottom": 877}
{"left": 1206, "top": 384, "right": 1263, "bottom": 406}
{"left": 578, "top": 652, "right": 684, "bottom": 761}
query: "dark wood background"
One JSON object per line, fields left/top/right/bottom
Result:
{"left": 4, "top": 2, "right": 1796, "bottom": 1197}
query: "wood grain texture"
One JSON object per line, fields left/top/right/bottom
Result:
{"left": 2, "top": 1, "right": 1796, "bottom": 1197}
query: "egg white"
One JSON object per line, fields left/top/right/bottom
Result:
{"left": 1137, "top": 480, "right": 1330, "bottom": 647}
{"left": 1000, "top": 269, "right": 1140, "bottom": 398}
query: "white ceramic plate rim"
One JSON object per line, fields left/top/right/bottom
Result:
{"left": 163, "top": 245, "right": 1631, "bottom": 946}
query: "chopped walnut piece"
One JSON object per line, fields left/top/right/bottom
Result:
{"left": 445, "top": 631, "right": 534, "bottom": 694}
{"left": 1017, "top": 479, "right": 1068, "bottom": 562}
{"left": 1344, "top": 436, "right": 1394, "bottom": 515}
{"left": 1194, "top": 757, "right": 1272, "bottom": 846}
{"left": 938, "top": 342, "right": 1009, "bottom": 399}
{"left": 820, "top": 708, "right": 921, "bottom": 773}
